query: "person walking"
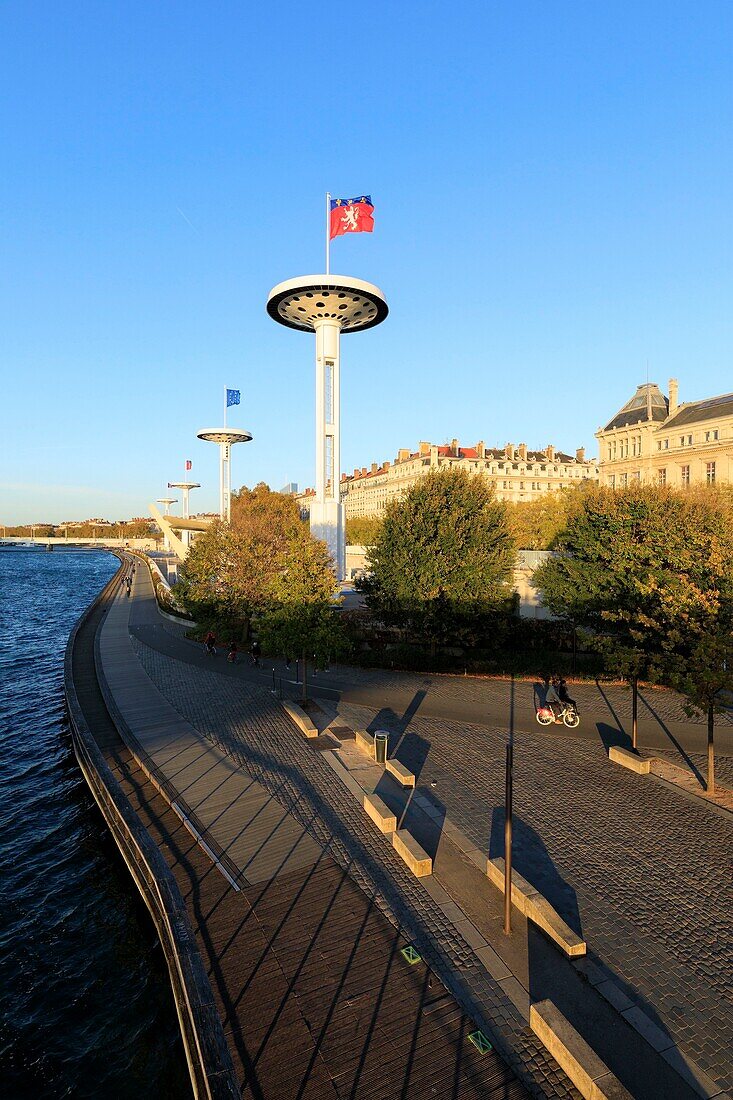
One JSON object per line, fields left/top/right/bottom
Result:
{"left": 204, "top": 631, "right": 216, "bottom": 656}
{"left": 250, "top": 639, "right": 261, "bottom": 668}
{"left": 227, "top": 640, "right": 238, "bottom": 664}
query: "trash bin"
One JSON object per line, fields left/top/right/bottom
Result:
{"left": 374, "top": 731, "right": 389, "bottom": 765}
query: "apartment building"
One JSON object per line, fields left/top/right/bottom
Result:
{"left": 596, "top": 380, "right": 733, "bottom": 489}
{"left": 336, "top": 438, "right": 598, "bottom": 518}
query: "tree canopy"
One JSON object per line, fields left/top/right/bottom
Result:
{"left": 345, "top": 515, "right": 384, "bottom": 547}
{"left": 175, "top": 483, "right": 341, "bottom": 645}
{"left": 533, "top": 485, "right": 733, "bottom": 684}
{"left": 359, "top": 468, "right": 516, "bottom": 650}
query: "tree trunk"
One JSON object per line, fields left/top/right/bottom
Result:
{"left": 301, "top": 647, "right": 308, "bottom": 705}
{"left": 631, "top": 676, "right": 638, "bottom": 751}
{"left": 707, "top": 704, "right": 715, "bottom": 795}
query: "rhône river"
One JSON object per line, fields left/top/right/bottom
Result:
{"left": 0, "top": 548, "right": 189, "bottom": 1099}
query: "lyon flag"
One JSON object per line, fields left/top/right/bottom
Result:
{"left": 329, "top": 196, "right": 374, "bottom": 240}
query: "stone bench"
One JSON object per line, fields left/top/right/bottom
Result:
{"left": 392, "top": 829, "right": 432, "bottom": 877}
{"left": 363, "top": 793, "right": 396, "bottom": 834}
{"left": 487, "top": 857, "right": 586, "bottom": 957}
{"left": 385, "top": 758, "right": 415, "bottom": 787}
{"left": 608, "top": 745, "right": 650, "bottom": 774}
{"left": 281, "top": 700, "right": 318, "bottom": 738}
{"left": 354, "top": 728, "right": 376, "bottom": 759}
{"left": 530, "top": 1000, "right": 633, "bottom": 1099}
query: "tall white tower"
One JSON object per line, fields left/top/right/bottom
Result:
{"left": 267, "top": 275, "right": 388, "bottom": 578}
{"left": 196, "top": 428, "right": 252, "bottom": 521}
{"left": 167, "top": 480, "right": 200, "bottom": 549}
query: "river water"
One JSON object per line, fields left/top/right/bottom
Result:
{"left": 0, "top": 548, "right": 189, "bottom": 1098}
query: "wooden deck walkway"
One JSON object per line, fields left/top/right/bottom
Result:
{"left": 77, "top": 563, "right": 529, "bottom": 1099}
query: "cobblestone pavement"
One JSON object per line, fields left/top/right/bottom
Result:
{"left": 132, "top": 638, "right": 581, "bottom": 1100}
{"left": 318, "top": 661, "right": 733, "bottom": 728}
{"left": 651, "top": 746, "right": 733, "bottom": 789}
{"left": 330, "top": 697, "right": 733, "bottom": 1095}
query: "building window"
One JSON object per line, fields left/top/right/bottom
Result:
{"left": 609, "top": 475, "right": 616, "bottom": 488}
{"left": 705, "top": 429, "right": 719, "bottom": 442}
{"left": 706, "top": 461, "right": 716, "bottom": 484}
{"left": 658, "top": 468, "right": 666, "bottom": 486}
{"left": 620, "top": 473, "right": 628, "bottom": 487}
{"left": 632, "top": 471, "right": 640, "bottom": 482}
{"left": 681, "top": 464, "right": 690, "bottom": 487}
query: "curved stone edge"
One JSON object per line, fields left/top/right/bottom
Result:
{"left": 63, "top": 556, "right": 239, "bottom": 1100}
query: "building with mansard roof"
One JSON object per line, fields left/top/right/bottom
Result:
{"left": 323, "top": 438, "right": 598, "bottom": 519}
{"left": 596, "top": 379, "right": 733, "bottom": 489}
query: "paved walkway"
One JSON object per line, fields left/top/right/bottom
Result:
{"left": 147, "top": 608, "right": 733, "bottom": 1096}
{"left": 99, "top": 570, "right": 553, "bottom": 1098}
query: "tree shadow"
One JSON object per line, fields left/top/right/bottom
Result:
{"left": 367, "top": 689, "right": 428, "bottom": 756}
{"left": 637, "top": 690, "right": 705, "bottom": 785}
{"left": 489, "top": 806, "right": 582, "bottom": 939}
{"left": 596, "top": 722, "right": 632, "bottom": 753}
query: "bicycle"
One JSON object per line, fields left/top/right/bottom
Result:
{"left": 536, "top": 703, "right": 580, "bottom": 728}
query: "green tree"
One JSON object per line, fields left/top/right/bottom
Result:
{"left": 669, "top": 626, "right": 733, "bottom": 795}
{"left": 176, "top": 483, "right": 340, "bottom": 661}
{"left": 534, "top": 484, "right": 733, "bottom": 748}
{"left": 345, "top": 515, "right": 383, "bottom": 547}
{"left": 506, "top": 484, "right": 592, "bottom": 550}
{"left": 257, "top": 530, "right": 343, "bottom": 701}
{"left": 359, "top": 468, "right": 516, "bottom": 654}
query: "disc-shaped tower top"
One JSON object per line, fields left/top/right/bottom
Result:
{"left": 267, "top": 274, "right": 388, "bottom": 334}
{"left": 167, "top": 481, "right": 201, "bottom": 491}
{"left": 197, "top": 428, "right": 253, "bottom": 445}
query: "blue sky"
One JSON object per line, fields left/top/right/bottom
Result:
{"left": 1, "top": 1, "right": 732, "bottom": 523}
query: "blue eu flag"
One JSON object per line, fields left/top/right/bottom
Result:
{"left": 226, "top": 388, "right": 240, "bottom": 407}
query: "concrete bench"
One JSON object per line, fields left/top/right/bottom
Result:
{"left": 281, "top": 700, "right": 318, "bottom": 738}
{"left": 608, "top": 746, "right": 650, "bottom": 774}
{"left": 363, "top": 793, "right": 396, "bottom": 834}
{"left": 530, "top": 1000, "right": 633, "bottom": 1099}
{"left": 488, "top": 857, "right": 586, "bottom": 957}
{"left": 385, "top": 758, "right": 415, "bottom": 787}
{"left": 354, "top": 729, "right": 376, "bottom": 759}
{"left": 392, "top": 829, "right": 432, "bottom": 877}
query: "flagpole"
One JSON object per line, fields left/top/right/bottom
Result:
{"left": 224, "top": 386, "right": 226, "bottom": 428}
{"left": 326, "top": 192, "right": 331, "bottom": 275}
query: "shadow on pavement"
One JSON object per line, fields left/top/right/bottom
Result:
{"left": 489, "top": 807, "right": 583, "bottom": 940}
{"left": 638, "top": 691, "right": 705, "bottom": 785}
{"left": 596, "top": 721, "right": 632, "bottom": 753}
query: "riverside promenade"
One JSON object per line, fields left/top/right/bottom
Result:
{"left": 79, "top": 560, "right": 547, "bottom": 1099}
{"left": 83, "top": 557, "right": 732, "bottom": 1100}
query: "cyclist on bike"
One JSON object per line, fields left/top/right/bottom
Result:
{"left": 204, "top": 631, "right": 216, "bottom": 656}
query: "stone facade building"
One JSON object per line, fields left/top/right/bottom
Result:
{"left": 596, "top": 380, "right": 733, "bottom": 489}
{"left": 335, "top": 439, "right": 598, "bottom": 519}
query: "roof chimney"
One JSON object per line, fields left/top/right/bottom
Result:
{"left": 576, "top": 447, "right": 585, "bottom": 463}
{"left": 451, "top": 438, "right": 459, "bottom": 456}
{"left": 419, "top": 440, "right": 430, "bottom": 456}
{"left": 518, "top": 443, "right": 527, "bottom": 461}
{"left": 397, "top": 448, "right": 410, "bottom": 463}
{"left": 668, "top": 378, "right": 679, "bottom": 417}
{"left": 361, "top": 467, "right": 367, "bottom": 477}
{"left": 476, "top": 440, "right": 485, "bottom": 457}
{"left": 371, "top": 462, "right": 378, "bottom": 474}
{"left": 505, "top": 442, "right": 513, "bottom": 460}
{"left": 546, "top": 444, "right": 555, "bottom": 462}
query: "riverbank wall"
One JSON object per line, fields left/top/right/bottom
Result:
{"left": 63, "top": 554, "right": 237, "bottom": 1100}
